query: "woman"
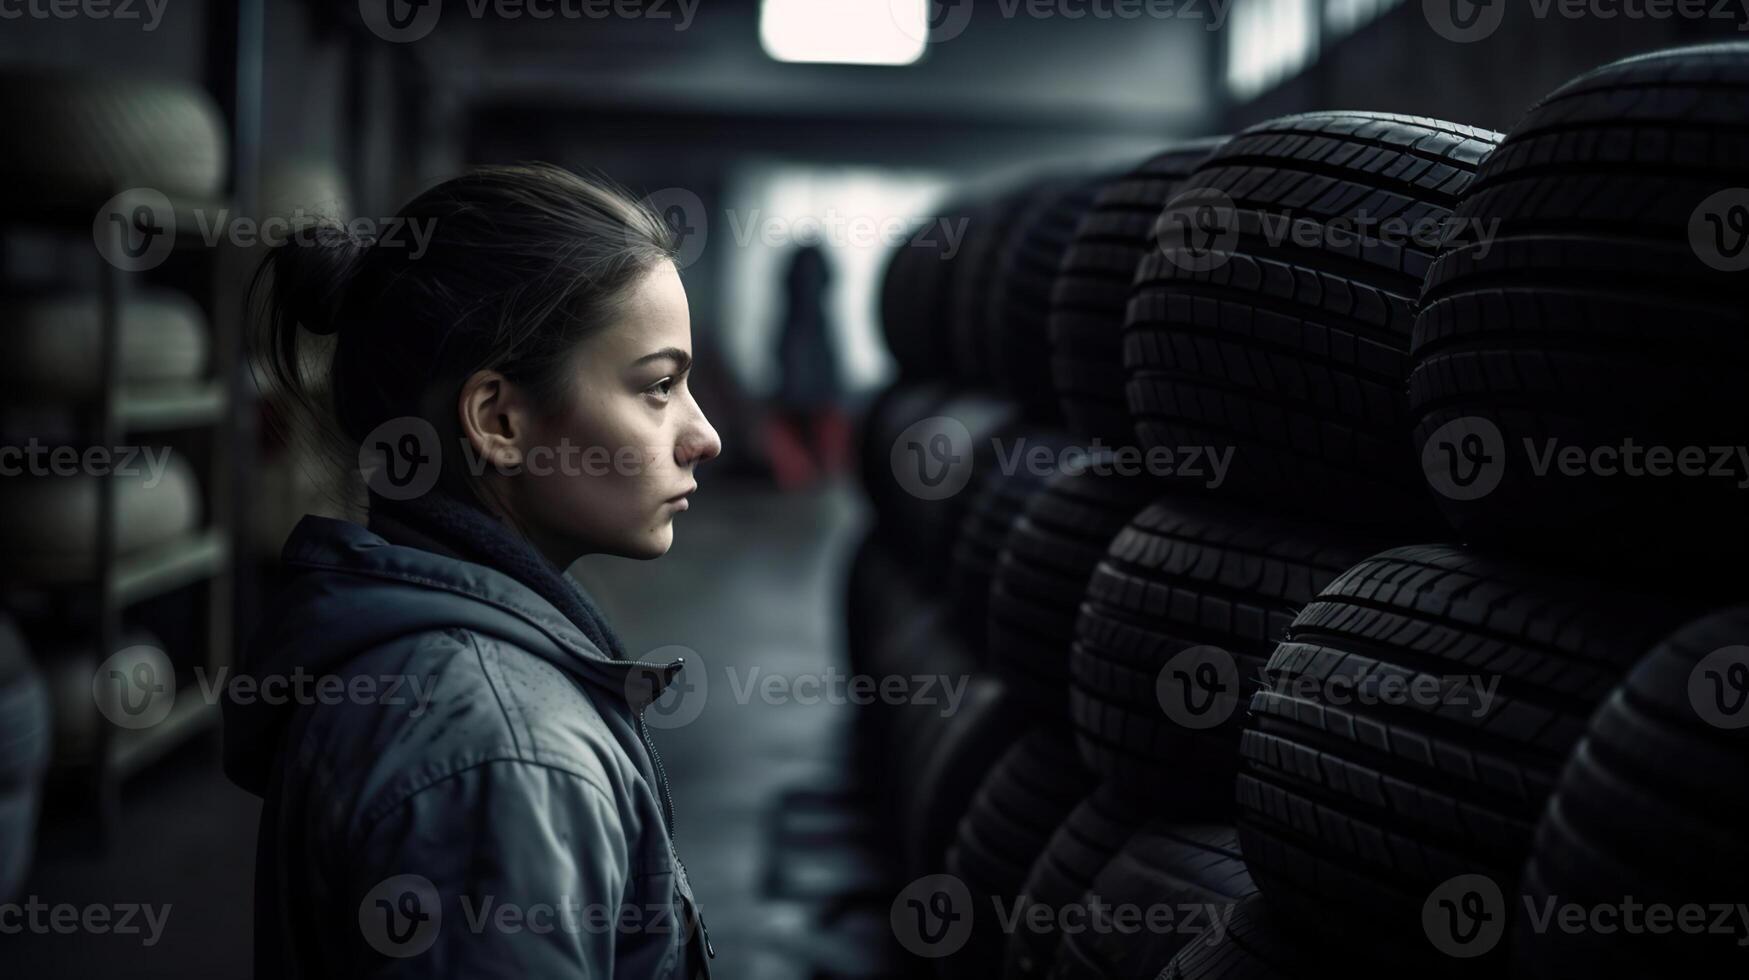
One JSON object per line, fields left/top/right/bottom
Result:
{"left": 221, "top": 163, "right": 722, "bottom": 978}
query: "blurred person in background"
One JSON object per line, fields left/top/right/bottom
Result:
{"left": 763, "top": 241, "right": 849, "bottom": 489}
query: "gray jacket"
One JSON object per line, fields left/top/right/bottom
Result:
{"left": 222, "top": 516, "right": 713, "bottom": 978}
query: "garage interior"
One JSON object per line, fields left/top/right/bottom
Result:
{"left": 1, "top": 1, "right": 1746, "bottom": 977}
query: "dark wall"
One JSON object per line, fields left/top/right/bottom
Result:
{"left": 1226, "top": 6, "right": 1742, "bottom": 133}
{"left": 453, "top": 0, "right": 1212, "bottom": 132}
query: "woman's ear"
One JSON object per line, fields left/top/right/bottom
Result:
{"left": 457, "top": 369, "right": 532, "bottom": 471}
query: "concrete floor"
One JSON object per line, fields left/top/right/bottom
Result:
{"left": 10, "top": 476, "right": 878, "bottom": 978}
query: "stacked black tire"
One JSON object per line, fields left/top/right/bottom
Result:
{"left": 1046, "top": 111, "right": 1501, "bottom": 980}
{"left": 857, "top": 111, "right": 1479, "bottom": 978}
{"left": 862, "top": 147, "right": 1269, "bottom": 979}
{"left": 1410, "top": 43, "right": 1749, "bottom": 570}
{"left": 1234, "top": 545, "right": 1692, "bottom": 971}
{"left": 1514, "top": 607, "right": 1749, "bottom": 977}
{"left": 1051, "top": 143, "right": 1222, "bottom": 445}
{"left": 861, "top": 173, "right": 1126, "bottom": 928}
{"left": 855, "top": 42, "right": 1749, "bottom": 980}
{"left": 1222, "top": 42, "right": 1749, "bottom": 980}
{"left": 1129, "top": 111, "right": 1498, "bottom": 523}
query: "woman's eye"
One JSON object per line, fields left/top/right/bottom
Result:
{"left": 646, "top": 378, "right": 675, "bottom": 398}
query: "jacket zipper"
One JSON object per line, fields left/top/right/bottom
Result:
{"left": 635, "top": 682, "right": 716, "bottom": 962}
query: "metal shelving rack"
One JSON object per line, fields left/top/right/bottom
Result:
{"left": 0, "top": 0, "right": 262, "bottom": 839}
{"left": 0, "top": 192, "right": 239, "bottom": 834}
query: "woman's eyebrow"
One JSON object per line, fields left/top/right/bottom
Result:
{"left": 630, "top": 347, "right": 692, "bottom": 372}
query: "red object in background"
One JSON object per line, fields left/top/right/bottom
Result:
{"left": 764, "top": 405, "right": 851, "bottom": 490}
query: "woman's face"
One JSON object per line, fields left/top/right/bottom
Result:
{"left": 515, "top": 260, "right": 721, "bottom": 563}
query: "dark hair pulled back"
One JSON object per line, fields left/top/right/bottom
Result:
{"left": 247, "top": 162, "right": 677, "bottom": 502}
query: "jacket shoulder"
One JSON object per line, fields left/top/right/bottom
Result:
{"left": 299, "top": 626, "right": 649, "bottom": 846}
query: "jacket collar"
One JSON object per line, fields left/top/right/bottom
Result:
{"left": 279, "top": 515, "right": 684, "bottom": 707}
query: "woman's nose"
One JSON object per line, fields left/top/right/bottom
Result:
{"left": 679, "top": 405, "right": 723, "bottom": 466}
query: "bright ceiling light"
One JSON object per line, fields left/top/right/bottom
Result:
{"left": 760, "top": 0, "right": 929, "bottom": 66}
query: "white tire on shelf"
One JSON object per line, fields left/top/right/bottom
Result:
{"left": 38, "top": 627, "right": 163, "bottom": 768}
{"left": 0, "top": 70, "right": 227, "bottom": 199}
{"left": 0, "top": 290, "right": 209, "bottom": 398}
{"left": 0, "top": 452, "right": 201, "bottom": 581}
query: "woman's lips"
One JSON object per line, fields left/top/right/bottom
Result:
{"left": 665, "top": 485, "right": 696, "bottom": 510}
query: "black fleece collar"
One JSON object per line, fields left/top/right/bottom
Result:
{"left": 366, "top": 489, "right": 631, "bottom": 663}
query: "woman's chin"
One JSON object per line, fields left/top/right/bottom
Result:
{"left": 628, "top": 525, "right": 674, "bottom": 560}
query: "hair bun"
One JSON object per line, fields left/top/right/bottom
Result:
{"left": 275, "top": 220, "right": 372, "bottom": 337}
